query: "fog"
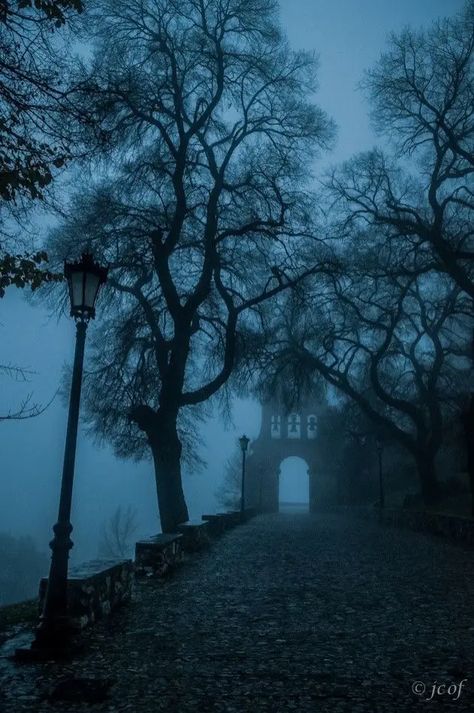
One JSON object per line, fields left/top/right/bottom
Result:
{"left": 0, "top": 0, "right": 463, "bottom": 593}
{"left": 0, "top": 290, "right": 262, "bottom": 562}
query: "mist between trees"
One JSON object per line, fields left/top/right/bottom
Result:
{"left": 1, "top": 1, "right": 474, "bottom": 603}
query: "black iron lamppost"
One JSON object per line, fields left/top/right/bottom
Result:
{"left": 375, "top": 434, "right": 385, "bottom": 509}
{"left": 239, "top": 435, "right": 250, "bottom": 520}
{"left": 34, "top": 253, "right": 107, "bottom": 651}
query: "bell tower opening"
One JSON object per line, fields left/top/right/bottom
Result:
{"left": 279, "top": 456, "right": 309, "bottom": 513}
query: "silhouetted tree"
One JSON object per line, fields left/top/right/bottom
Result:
{"left": 0, "top": 0, "right": 84, "bottom": 217}
{"left": 0, "top": 251, "right": 61, "bottom": 297}
{"left": 0, "top": 1, "right": 82, "bottom": 411}
{"left": 48, "top": 0, "right": 334, "bottom": 531}
{"left": 0, "top": 363, "right": 55, "bottom": 421}
{"left": 266, "top": 258, "right": 471, "bottom": 506}
{"left": 309, "top": 1, "right": 474, "bottom": 508}
{"left": 98, "top": 505, "right": 138, "bottom": 559}
{"left": 0, "top": 250, "right": 60, "bottom": 421}
{"left": 326, "top": 1, "right": 474, "bottom": 298}
{"left": 215, "top": 447, "right": 242, "bottom": 511}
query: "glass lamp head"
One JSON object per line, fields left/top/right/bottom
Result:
{"left": 64, "top": 253, "right": 108, "bottom": 320}
{"left": 239, "top": 435, "right": 250, "bottom": 453}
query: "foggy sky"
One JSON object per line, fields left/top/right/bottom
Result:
{"left": 0, "top": 0, "right": 464, "bottom": 562}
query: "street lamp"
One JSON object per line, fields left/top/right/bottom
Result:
{"left": 239, "top": 435, "right": 250, "bottom": 520}
{"left": 33, "top": 253, "right": 107, "bottom": 653}
{"left": 375, "top": 434, "right": 385, "bottom": 509}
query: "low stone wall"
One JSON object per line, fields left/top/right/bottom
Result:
{"left": 38, "top": 559, "right": 133, "bottom": 630}
{"left": 135, "top": 533, "right": 183, "bottom": 576}
{"left": 202, "top": 514, "right": 227, "bottom": 535}
{"left": 177, "top": 521, "right": 211, "bottom": 552}
{"left": 32, "top": 511, "right": 256, "bottom": 639}
{"left": 221, "top": 511, "right": 241, "bottom": 527}
{"left": 243, "top": 508, "right": 257, "bottom": 521}
{"left": 380, "top": 508, "right": 474, "bottom": 547}
{"left": 202, "top": 511, "right": 240, "bottom": 534}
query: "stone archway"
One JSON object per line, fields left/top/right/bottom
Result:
{"left": 278, "top": 456, "right": 310, "bottom": 512}
{"left": 244, "top": 396, "right": 338, "bottom": 512}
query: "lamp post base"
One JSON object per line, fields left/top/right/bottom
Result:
{"left": 14, "top": 616, "right": 83, "bottom": 662}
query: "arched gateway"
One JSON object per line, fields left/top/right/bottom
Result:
{"left": 245, "top": 397, "right": 338, "bottom": 512}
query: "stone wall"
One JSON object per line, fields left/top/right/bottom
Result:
{"left": 35, "top": 511, "right": 258, "bottom": 634}
{"left": 135, "top": 534, "right": 183, "bottom": 576}
{"left": 380, "top": 508, "right": 474, "bottom": 546}
{"left": 38, "top": 559, "right": 134, "bottom": 630}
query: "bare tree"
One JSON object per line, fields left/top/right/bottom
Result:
{"left": 266, "top": 257, "right": 471, "bottom": 506}
{"left": 48, "top": 0, "right": 334, "bottom": 531}
{"left": 0, "top": 363, "right": 56, "bottom": 421}
{"left": 215, "top": 446, "right": 242, "bottom": 511}
{"left": 0, "top": 0, "right": 84, "bottom": 240}
{"left": 0, "top": 2, "right": 86, "bottom": 420}
{"left": 98, "top": 505, "right": 138, "bottom": 559}
{"left": 325, "top": 2, "right": 474, "bottom": 298}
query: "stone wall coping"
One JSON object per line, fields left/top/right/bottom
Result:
{"left": 420, "top": 510, "right": 470, "bottom": 523}
{"left": 378, "top": 506, "right": 474, "bottom": 547}
{"left": 384, "top": 507, "right": 473, "bottom": 524}
{"left": 202, "top": 512, "right": 238, "bottom": 523}
{"left": 136, "top": 533, "right": 183, "bottom": 547}
{"left": 40, "top": 559, "right": 132, "bottom": 583}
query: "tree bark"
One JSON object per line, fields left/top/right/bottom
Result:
{"left": 148, "top": 416, "right": 189, "bottom": 533}
{"left": 415, "top": 451, "right": 441, "bottom": 507}
{"left": 461, "top": 397, "right": 474, "bottom": 517}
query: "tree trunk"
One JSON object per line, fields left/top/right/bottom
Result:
{"left": 148, "top": 416, "right": 189, "bottom": 533}
{"left": 461, "top": 397, "right": 474, "bottom": 517}
{"left": 415, "top": 451, "right": 441, "bottom": 508}
{"left": 469, "top": 464, "right": 474, "bottom": 518}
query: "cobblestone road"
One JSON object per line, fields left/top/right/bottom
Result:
{"left": 1, "top": 513, "right": 473, "bottom": 712}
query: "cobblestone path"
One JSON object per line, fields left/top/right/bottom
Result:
{"left": 1, "top": 513, "right": 473, "bottom": 712}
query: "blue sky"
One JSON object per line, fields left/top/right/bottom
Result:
{"left": 0, "top": 0, "right": 465, "bottom": 560}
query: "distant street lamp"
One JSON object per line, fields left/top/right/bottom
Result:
{"left": 239, "top": 435, "right": 250, "bottom": 519}
{"left": 33, "top": 253, "right": 107, "bottom": 652}
{"left": 375, "top": 434, "right": 385, "bottom": 509}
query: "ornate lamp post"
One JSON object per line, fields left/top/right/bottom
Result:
{"left": 33, "top": 253, "right": 107, "bottom": 652}
{"left": 239, "top": 435, "right": 250, "bottom": 520}
{"left": 375, "top": 434, "right": 385, "bottom": 509}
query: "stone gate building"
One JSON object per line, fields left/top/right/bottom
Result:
{"left": 245, "top": 397, "right": 338, "bottom": 512}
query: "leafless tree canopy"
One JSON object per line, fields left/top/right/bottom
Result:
{"left": 325, "top": 1, "right": 474, "bottom": 297}
{"left": 98, "top": 505, "right": 138, "bottom": 559}
{"left": 49, "top": 0, "right": 334, "bottom": 451}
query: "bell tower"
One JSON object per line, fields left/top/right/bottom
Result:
{"left": 245, "top": 396, "right": 337, "bottom": 512}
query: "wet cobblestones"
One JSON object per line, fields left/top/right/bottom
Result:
{"left": 1, "top": 513, "right": 473, "bottom": 712}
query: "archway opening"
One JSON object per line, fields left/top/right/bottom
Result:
{"left": 279, "top": 456, "right": 309, "bottom": 512}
